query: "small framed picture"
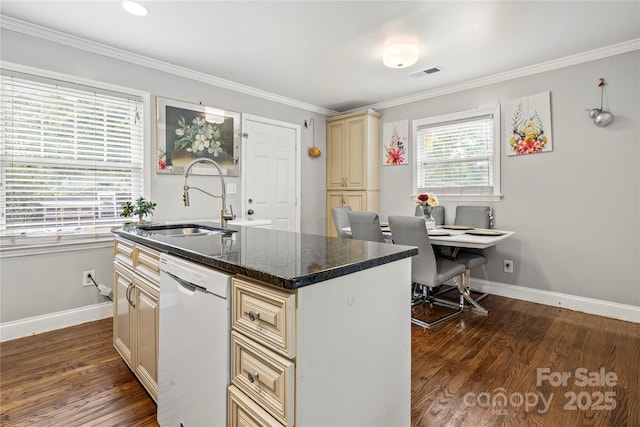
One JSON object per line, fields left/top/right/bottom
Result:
{"left": 506, "top": 92, "right": 553, "bottom": 156}
{"left": 156, "top": 96, "right": 240, "bottom": 175}
{"left": 383, "top": 120, "right": 409, "bottom": 166}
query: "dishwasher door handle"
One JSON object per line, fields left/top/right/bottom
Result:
{"left": 166, "top": 271, "right": 207, "bottom": 296}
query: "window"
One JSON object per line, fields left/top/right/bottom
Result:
{"left": 0, "top": 70, "right": 145, "bottom": 241}
{"left": 413, "top": 105, "right": 501, "bottom": 201}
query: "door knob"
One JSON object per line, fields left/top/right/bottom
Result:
{"left": 247, "top": 209, "right": 254, "bottom": 215}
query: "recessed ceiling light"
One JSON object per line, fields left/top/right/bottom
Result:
{"left": 122, "top": 1, "right": 148, "bottom": 16}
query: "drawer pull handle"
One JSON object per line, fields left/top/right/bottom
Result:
{"left": 248, "top": 310, "right": 260, "bottom": 321}
{"left": 248, "top": 372, "right": 259, "bottom": 383}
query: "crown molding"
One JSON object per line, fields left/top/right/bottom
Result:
{"left": 2, "top": 15, "right": 637, "bottom": 116}
{"left": 350, "top": 38, "right": 640, "bottom": 113}
{"left": 0, "top": 15, "right": 338, "bottom": 116}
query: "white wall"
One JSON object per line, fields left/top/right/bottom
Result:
{"left": 377, "top": 51, "right": 640, "bottom": 308}
{"left": 0, "top": 28, "right": 328, "bottom": 325}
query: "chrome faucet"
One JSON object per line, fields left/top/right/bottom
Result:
{"left": 183, "top": 158, "right": 234, "bottom": 228}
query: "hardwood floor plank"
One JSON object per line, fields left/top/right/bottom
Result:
{"left": 1, "top": 318, "right": 158, "bottom": 427}
{"left": 1, "top": 296, "right": 638, "bottom": 426}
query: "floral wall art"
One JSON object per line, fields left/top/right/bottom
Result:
{"left": 383, "top": 120, "right": 409, "bottom": 165}
{"left": 156, "top": 96, "right": 240, "bottom": 175}
{"left": 506, "top": 91, "right": 553, "bottom": 156}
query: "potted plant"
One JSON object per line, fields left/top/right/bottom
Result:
{"left": 120, "top": 197, "right": 157, "bottom": 225}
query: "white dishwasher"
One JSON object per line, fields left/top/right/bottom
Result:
{"left": 158, "top": 253, "right": 232, "bottom": 427}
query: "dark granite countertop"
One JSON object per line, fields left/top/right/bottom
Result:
{"left": 113, "top": 222, "right": 417, "bottom": 290}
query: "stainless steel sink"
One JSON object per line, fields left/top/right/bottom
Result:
{"left": 138, "top": 224, "right": 231, "bottom": 237}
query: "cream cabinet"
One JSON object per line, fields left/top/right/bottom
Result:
{"left": 327, "top": 190, "right": 365, "bottom": 212}
{"left": 326, "top": 110, "right": 381, "bottom": 237}
{"left": 326, "top": 110, "right": 380, "bottom": 191}
{"left": 326, "top": 190, "right": 380, "bottom": 238}
{"left": 228, "top": 262, "right": 411, "bottom": 427}
{"left": 228, "top": 384, "right": 282, "bottom": 427}
{"left": 113, "top": 237, "right": 160, "bottom": 402}
{"left": 113, "top": 262, "right": 134, "bottom": 366}
{"left": 229, "top": 276, "right": 296, "bottom": 427}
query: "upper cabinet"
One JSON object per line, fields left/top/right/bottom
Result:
{"left": 326, "top": 110, "right": 381, "bottom": 191}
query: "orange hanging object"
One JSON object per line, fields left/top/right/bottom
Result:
{"left": 308, "top": 146, "right": 321, "bottom": 157}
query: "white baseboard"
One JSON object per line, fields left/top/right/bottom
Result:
{"left": 2, "top": 281, "right": 637, "bottom": 342}
{"left": 473, "top": 279, "right": 640, "bottom": 324}
{"left": 0, "top": 302, "right": 113, "bottom": 342}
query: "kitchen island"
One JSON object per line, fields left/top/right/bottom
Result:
{"left": 113, "top": 222, "right": 416, "bottom": 426}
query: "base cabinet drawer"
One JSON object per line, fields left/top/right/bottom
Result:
{"left": 231, "top": 331, "right": 294, "bottom": 427}
{"left": 114, "top": 237, "right": 134, "bottom": 268}
{"left": 135, "top": 244, "right": 161, "bottom": 282}
{"left": 228, "top": 385, "right": 283, "bottom": 427}
{"left": 232, "top": 277, "right": 296, "bottom": 358}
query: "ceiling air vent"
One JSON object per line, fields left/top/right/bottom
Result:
{"left": 409, "top": 66, "right": 442, "bottom": 78}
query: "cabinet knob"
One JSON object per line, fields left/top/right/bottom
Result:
{"left": 248, "top": 310, "right": 260, "bottom": 321}
{"left": 248, "top": 372, "right": 259, "bottom": 383}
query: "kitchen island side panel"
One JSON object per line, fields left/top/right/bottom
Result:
{"left": 295, "top": 257, "right": 411, "bottom": 426}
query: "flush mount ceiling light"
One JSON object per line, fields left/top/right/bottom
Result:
{"left": 122, "top": 0, "right": 148, "bottom": 16}
{"left": 383, "top": 44, "right": 418, "bottom": 69}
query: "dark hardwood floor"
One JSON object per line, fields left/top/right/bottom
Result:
{"left": 1, "top": 295, "right": 638, "bottom": 426}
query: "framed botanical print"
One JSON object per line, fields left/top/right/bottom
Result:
{"left": 156, "top": 96, "right": 240, "bottom": 175}
{"left": 506, "top": 92, "right": 553, "bottom": 156}
{"left": 383, "top": 120, "right": 409, "bottom": 165}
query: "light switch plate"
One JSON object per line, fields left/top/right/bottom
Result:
{"left": 226, "top": 183, "right": 237, "bottom": 194}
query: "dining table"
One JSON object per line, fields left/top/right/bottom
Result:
{"left": 383, "top": 224, "right": 514, "bottom": 254}
{"left": 343, "top": 224, "right": 514, "bottom": 251}
{"left": 342, "top": 223, "right": 515, "bottom": 315}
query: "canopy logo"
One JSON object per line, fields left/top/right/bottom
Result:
{"left": 463, "top": 367, "right": 618, "bottom": 415}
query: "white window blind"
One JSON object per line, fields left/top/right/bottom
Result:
{"left": 414, "top": 106, "right": 500, "bottom": 197}
{"left": 0, "top": 72, "right": 144, "bottom": 238}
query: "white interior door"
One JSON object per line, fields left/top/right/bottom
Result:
{"left": 241, "top": 115, "right": 300, "bottom": 232}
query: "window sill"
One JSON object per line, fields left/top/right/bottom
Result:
{"left": 0, "top": 233, "right": 115, "bottom": 258}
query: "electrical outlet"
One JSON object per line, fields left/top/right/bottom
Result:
{"left": 503, "top": 260, "right": 514, "bottom": 274}
{"left": 82, "top": 270, "right": 95, "bottom": 287}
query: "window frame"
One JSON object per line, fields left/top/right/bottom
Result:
{"left": 0, "top": 62, "right": 151, "bottom": 253}
{"left": 412, "top": 104, "right": 502, "bottom": 202}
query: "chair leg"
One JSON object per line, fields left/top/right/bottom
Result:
{"left": 463, "top": 267, "right": 489, "bottom": 303}
{"left": 411, "top": 276, "right": 465, "bottom": 328}
{"left": 411, "top": 283, "right": 428, "bottom": 307}
{"left": 464, "top": 267, "right": 489, "bottom": 302}
{"left": 434, "top": 266, "right": 489, "bottom": 303}
{"left": 457, "top": 272, "right": 489, "bottom": 315}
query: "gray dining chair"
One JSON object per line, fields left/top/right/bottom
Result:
{"left": 414, "top": 205, "right": 445, "bottom": 225}
{"left": 388, "top": 215, "right": 466, "bottom": 327}
{"left": 439, "top": 205, "right": 493, "bottom": 301}
{"left": 332, "top": 206, "right": 352, "bottom": 239}
{"left": 347, "top": 211, "right": 386, "bottom": 243}
{"left": 454, "top": 205, "right": 492, "bottom": 229}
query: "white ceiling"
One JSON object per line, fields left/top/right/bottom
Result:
{"left": 1, "top": 1, "right": 639, "bottom": 113}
